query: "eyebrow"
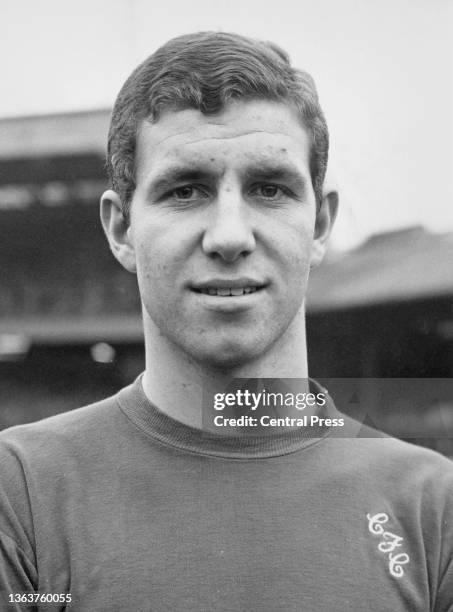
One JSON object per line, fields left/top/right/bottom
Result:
{"left": 147, "top": 167, "right": 210, "bottom": 194}
{"left": 244, "top": 163, "right": 308, "bottom": 188}
{"left": 147, "top": 161, "right": 308, "bottom": 194}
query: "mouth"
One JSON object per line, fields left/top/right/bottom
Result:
{"left": 191, "top": 278, "right": 267, "bottom": 297}
{"left": 193, "top": 286, "right": 262, "bottom": 297}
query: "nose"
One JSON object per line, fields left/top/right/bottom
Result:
{"left": 201, "top": 188, "right": 256, "bottom": 262}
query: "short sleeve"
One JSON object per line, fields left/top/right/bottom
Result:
{"left": 433, "top": 465, "right": 453, "bottom": 612}
{"left": 0, "top": 434, "right": 38, "bottom": 609}
{"left": 0, "top": 530, "right": 38, "bottom": 610}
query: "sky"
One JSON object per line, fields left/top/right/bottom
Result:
{"left": 2, "top": 0, "right": 452, "bottom": 249}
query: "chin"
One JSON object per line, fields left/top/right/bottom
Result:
{"left": 187, "top": 337, "right": 266, "bottom": 372}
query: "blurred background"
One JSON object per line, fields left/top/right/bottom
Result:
{"left": 1, "top": 0, "right": 452, "bottom": 456}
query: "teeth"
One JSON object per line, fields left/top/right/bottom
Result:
{"left": 200, "top": 287, "right": 259, "bottom": 296}
{"left": 217, "top": 288, "right": 231, "bottom": 296}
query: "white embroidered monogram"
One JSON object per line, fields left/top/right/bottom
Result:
{"left": 366, "top": 513, "right": 410, "bottom": 578}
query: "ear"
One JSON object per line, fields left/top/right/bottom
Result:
{"left": 100, "top": 190, "right": 137, "bottom": 273}
{"left": 310, "top": 190, "right": 339, "bottom": 269}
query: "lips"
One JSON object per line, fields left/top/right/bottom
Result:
{"left": 191, "top": 278, "right": 266, "bottom": 297}
{"left": 199, "top": 287, "right": 259, "bottom": 296}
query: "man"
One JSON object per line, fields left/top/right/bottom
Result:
{"left": 1, "top": 32, "right": 452, "bottom": 611}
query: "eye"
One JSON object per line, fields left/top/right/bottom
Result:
{"left": 167, "top": 184, "right": 210, "bottom": 203}
{"left": 251, "top": 183, "right": 288, "bottom": 199}
{"left": 172, "top": 185, "right": 197, "bottom": 200}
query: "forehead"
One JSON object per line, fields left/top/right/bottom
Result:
{"left": 135, "top": 100, "right": 312, "bottom": 181}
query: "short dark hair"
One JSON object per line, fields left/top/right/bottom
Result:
{"left": 107, "top": 31, "right": 329, "bottom": 217}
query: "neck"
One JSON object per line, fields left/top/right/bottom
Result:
{"left": 142, "top": 306, "right": 309, "bottom": 428}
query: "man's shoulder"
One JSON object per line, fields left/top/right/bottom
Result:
{"left": 335, "top": 412, "right": 453, "bottom": 486}
{"left": 0, "top": 386, "right": 129, "bottom": 461}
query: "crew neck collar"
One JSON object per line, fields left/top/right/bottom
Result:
{"left": 117, "top": 374, "right": 339, "bottom": 459}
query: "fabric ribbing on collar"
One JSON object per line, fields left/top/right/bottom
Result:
{"left": 117, "top": 375, "right": 338, "bottom": 459}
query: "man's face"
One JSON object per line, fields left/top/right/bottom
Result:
{"left": 128, "top": 99, "right": 322, "bottom": 368}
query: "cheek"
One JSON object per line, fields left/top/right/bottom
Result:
{"left": 273, "top": 221, "right": 314, "bottom": 271}
{"left": 133, "top": 237, "right": 168, "bottom": 297}
{"left": 271, "top": 225, "right": 314, "bottom": 310}
{"left": 134, "top": 226, "right": 167, "bottom": 273}
{"left": 132, "top": 216, "right": 195, "bottom": 278}
{"left": 133, "top": 233, "right": 188, "bottom": 323}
